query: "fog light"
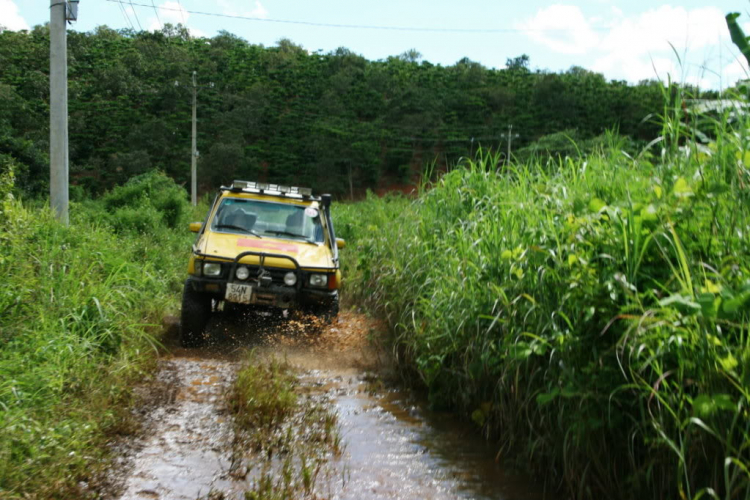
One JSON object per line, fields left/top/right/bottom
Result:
{"left": 236, "top": 266, "right": 250, "bottom": 280}
{"left": 284, "top": 272, "right": 297, "bottom": 286}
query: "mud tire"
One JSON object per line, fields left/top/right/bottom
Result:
{"left": 180, "top": 281, "right": 211, "bottom": 347}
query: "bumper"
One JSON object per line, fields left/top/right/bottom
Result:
{"left": 189, "top": 249, "right": 339, "bottom": 309}
{"left": 187, "top": 276, "right": 338, "bottom": 309}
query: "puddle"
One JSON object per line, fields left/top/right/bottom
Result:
{"left": 111, "top": 311, "right": 546, "bottom": 500}
{"left": 116, "top": 357, "right": 240, "bottom": 500}
{"left": 299, "top": 371, "right": 545, "bottom": 500}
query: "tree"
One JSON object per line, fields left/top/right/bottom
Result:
{"left": 0, "top": 27, "right": 676, "bottom": 198}
{"left": 506, "top": 54, "right": 530, "bottom": 71}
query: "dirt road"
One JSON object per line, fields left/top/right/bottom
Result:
{"left": 110, "top": 310, "right": 544, "bottom": 500}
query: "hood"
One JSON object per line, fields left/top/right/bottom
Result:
{"left": 197, "top": 231, "right": 334, "bottom": 270}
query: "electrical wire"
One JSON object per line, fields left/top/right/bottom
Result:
{"left": 126, "top": 0, "right": 144, "bottom": 30}
{"left": 115, "top": 0, "right": 135, "bottom": 30}
{"left": 150, "top": 0, "right": 162, "bottom": 28}
{"left": 174, "top": 0, "right": 189, "bottom": 30}
{"left": 104, "top": 0, "right": 610, "bottom": 34}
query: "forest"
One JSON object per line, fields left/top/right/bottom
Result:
{"left": 0, "top": 23, "right": 717, "bottom": 198}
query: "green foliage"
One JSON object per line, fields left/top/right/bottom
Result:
{"left": 726, "top": 13, "right": 750, "bottom": 70}
{"left": 336, "top": 93, "right": 750, "bottom": 499}
{"left": 0, "top": 26, "right": 697, "bottom": 198}
{"left": 0, "top": 154, "right": 16, "bottom": 223}
{"left": 99, "top": 170, "right": 190, "bottom": 231}
{"left": 0, "top": 179, "right": 195, "bottom": 498}
{"left": 515, "top": 129, "right": 643, "bottom": 164}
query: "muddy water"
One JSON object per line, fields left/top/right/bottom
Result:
{"left": 117, "top": 357, "right": 240, "bottom": 500}
{"left": 113, "top": 311, "right": 544, "bottom": 500}
{"left": 305, "top": 372, "right": 543, "bottom": 500}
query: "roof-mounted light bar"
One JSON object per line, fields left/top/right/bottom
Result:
{"left": 230, "top": 180, "right": 313, "bottom": 197}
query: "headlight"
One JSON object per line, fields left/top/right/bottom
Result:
{"left": 236, "top": 266, "right": 250, "bottom": 280}
{"left": 203, "top": 262, "right": 222, "bottom": 276}
{"left": 309, "top": 274, "right": 328, "bottom": 287}
{"left": 284, "top": 272, "right": 297, "bottom": 286}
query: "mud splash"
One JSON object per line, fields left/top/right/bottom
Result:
{"left": 111, "top": 310, "right": 544, "bottom": 500}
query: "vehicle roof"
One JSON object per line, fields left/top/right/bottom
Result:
{"left": 217, "top": 189, "right": 317, "bottom": 206}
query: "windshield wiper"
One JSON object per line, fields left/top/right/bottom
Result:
{"left": 215, "top": 224, "right": 262, "bottom": 238}
{"left": 265, "top": 230, "right": 314, "bottom": 243}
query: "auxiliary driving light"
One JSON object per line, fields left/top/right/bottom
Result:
{"left": 236, "top": 266, "right": 250, "bottom": 280}
{"left": 284, "top": 272, "right": 297, "bottom": 286}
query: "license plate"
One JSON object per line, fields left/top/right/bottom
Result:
{"left": 225, "top": 283, "right": 253, "bottom": 304}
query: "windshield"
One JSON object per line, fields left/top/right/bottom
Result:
{"left": 211, "top": 198, "right": 324, "bottom": 243}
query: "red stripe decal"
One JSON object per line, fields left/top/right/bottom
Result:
{"left": 237, "top": 239, "right": 299, "bottom": 253}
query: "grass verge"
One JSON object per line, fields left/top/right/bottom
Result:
{"left": 334, "top": 94, "right": 750, "bottom": 499}
{"left": 0, "top": 169, "right": 198, "bottom": 498}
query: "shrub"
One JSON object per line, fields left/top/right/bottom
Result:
{"left": 101, "top": 170, "right": 190, "bottom": 231}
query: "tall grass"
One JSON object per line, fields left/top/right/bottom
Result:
{"left": 0, "top": 169, "right": 196, "bottom": 498}
{"left": 335, "top": 93, "right": 750, "bottom": 499}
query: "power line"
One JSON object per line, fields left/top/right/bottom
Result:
{"left": 174, "top": 0, "right": 188, "bottom": 29}
{"left": 150, "top": 0, "right": 162, "bottom": 28}
{"left": 105, "top": 0, "right": 611, "bottom": 34}
{"left": 126, "top": 0, "right": 144, "bottom": 31}
{"left": 115, "top": 0, "right": 134, "bottom": 30}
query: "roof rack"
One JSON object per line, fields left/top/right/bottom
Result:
{"left": 221, "top": 180, "right": 317, "bottom": 200}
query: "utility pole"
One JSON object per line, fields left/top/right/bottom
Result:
{"left": 176, "top": 72, "right": 212, "bottom": 206}
{"left": 191, "top": 71, "right": 197, "bottom": 206}
{"left": 49, "top": 0, "right": 76, "bottom": 224}
{"left": 500, "top": 125, "right": 520, "bottom": 163}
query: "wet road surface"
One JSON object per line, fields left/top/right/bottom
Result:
{"left": 314, "top": 373, "right": 542, "bottom": 500}
{"left": 112, "top": 310, "right": 546, "bottom": 500}
{"left": 117, "top": 357, "right": 240, "bottom": 500}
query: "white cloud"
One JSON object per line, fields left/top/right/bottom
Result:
{"left": 592, "top": 53, "right": 676, "bottom": 83}
{"left": 217, "top": 0, "right": 268, "bottom": 19}
{"left": 0, "top": 0, "right": 29, "bottom": 31}
{"left": 517, "top": 5, "right": 599, "bottom": 55}
{"left": 723, "top": 58, "right": 750, "bottom": 85}
{"left": 248, "top": 1, "right": 269, "bottom": 20}
{"left": 520, "top": 4, "right": 736, "bottom": 87}
{"left": 594, "top": 6, "right": 729, "bottom": 84}
{"left": 599, "top": 6, "right": 726, "bottom": 56}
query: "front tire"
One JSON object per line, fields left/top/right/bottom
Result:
{"left": 310, "top": 296, "right": 339, "bottom": 324}
{"left": 180, "top": 281, "right": 212, "bottom": 347}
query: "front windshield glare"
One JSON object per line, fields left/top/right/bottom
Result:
{"left": 212, "top": 198, "right": 324, "bottom": 243}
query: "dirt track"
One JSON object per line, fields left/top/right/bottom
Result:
{"left": 109, "top": 310, "right": 544, "bottom": 500}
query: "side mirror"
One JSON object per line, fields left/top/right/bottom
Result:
{"left": 336, "top": 238, "right": 346, "bottom": 249}
{"left": 189, "top": 222, "right": 202, "bottom": 233}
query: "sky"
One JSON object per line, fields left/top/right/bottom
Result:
{"left": 2, "top": 0, "right": 750, "bottom": 89}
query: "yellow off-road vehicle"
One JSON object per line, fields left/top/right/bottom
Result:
{"left": 181, "top": 181, "right": 344, "bottom": 346}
